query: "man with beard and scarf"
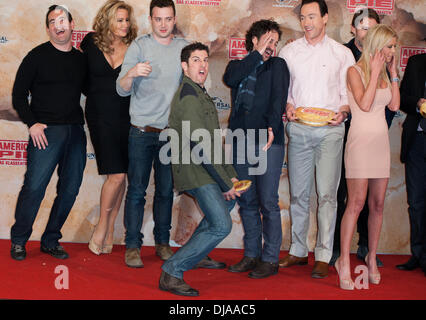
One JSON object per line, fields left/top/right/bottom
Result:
{"left": 223, "top": 19, "right": 290, "bottom": 279}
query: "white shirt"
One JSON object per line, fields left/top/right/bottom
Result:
{"left": 279, "top": 35, "right": 355, "bottom": 113}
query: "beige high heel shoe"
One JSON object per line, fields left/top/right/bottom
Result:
{"left": 335, "top": 258, "right": 355, "bottom": 290}
{"left": 365, "top": 253, "right": 381, "bottom": 285}
{"left": 102, "top": 244, "right": 113, "bottom": 254}
{"left": 88, "top": 227, "right": 103, "bottom": 255}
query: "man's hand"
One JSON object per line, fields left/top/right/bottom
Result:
{"left": 119, "top": 61, "right": 152, "bottom": 92}
{"left": 286, "top": 103, "right": 297, "bottom": 122}
{"left": 29, "top": 123, "right": 48, "bottom": 150}
{"left": 223, "top": 187, "right": 241, "bottom": 201}
{"left": 417, "top": 98, "right": 426, "bottom": 109}
{"left": 328, "top": 111, "right": 348, "bottom": 126}
{"left": 262, "top": 127, "right": 274, "bottom": 151}
{"left": 254, "top": 31, "right": 273, "bottom": 56}
{"left": 128, "top": 61, "right": 152, "bottom": 78}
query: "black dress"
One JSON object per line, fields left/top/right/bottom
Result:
{"left": 81, "top": 32, "right": 130, "bottom": 175}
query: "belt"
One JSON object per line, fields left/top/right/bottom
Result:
{"left": 131, "top": 124, "right": 166, "bottom": 133}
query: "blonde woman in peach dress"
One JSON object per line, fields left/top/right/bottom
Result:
{"left": 335, "top": 25, "right": 400, "bottom": 290}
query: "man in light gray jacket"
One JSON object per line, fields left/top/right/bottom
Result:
{"left": 116, "top": 0, "right": 187, "bottom": 267}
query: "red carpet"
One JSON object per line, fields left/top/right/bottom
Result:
{"left": 1, "top": 240, "right": 425, "bottom": 300}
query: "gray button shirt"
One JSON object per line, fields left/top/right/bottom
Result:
{"left": 116, "top": 34, "right": 188, "bottom": 129}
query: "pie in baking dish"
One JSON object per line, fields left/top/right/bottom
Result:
{"left": 295, "top": 107, "right": 335, "bottom": 127}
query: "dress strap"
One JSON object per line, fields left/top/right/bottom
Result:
{"left": 351, "top": 64, "right": 367, "bottom": 86}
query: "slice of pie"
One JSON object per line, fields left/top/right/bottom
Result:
{"left": 233, "top": 180, "right": 252, "bottom": 193}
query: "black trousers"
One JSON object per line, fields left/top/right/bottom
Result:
{"left": 405, "top": 132, "right": 426, "bottom": 264}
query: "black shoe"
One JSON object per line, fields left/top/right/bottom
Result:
{"left": 228, "top": 256, "right": 259, "bottom": 273}
{"left": 194, "top": 256, "right": 226, "bottom": 269}
{"left": 329, "top": 250, "right": 340, "bottom": 267}
{"left": 11, "top": 243, "right": 26, "bottom": 261}
{"left": 396, "top": 256, "right": 419, "bottom": 271}
{"left": 356, "top": 245, "right": 384, "bottom": 267}
{"left": 159, "top": 271, "right": 199, "bottom": 297}
{"left": 248, "top": 260, "right": 278, "bottom": 279}
{"left": 40, "top": 245, "right": 69, "bottom": 259}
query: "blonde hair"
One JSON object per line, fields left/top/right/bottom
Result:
{"left": 358, "top": 24, "right": 398, "bottom": 88}
{"left": 92, "top": 0, "right": 137, "bottom": 54}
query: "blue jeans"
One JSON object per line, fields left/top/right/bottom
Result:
{"left": 11, "top": 124, "right": 87, "bottom": 248}
{"left": 233, "top": 142, "right": 284, "bottom": 263}
{"left": 162, "top": 183, "right": 235, "bottom": 279}
{"left": 124, "top": 126, "right": 173, "bottom": 248}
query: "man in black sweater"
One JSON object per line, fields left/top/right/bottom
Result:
{"left": 10, "top": 5, "right": 87, "bottom": 261}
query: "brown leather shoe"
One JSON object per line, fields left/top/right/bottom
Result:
{"left": 279, "top": 254, "right": 308, "bottom": 268}
{"left": 159, "top": 271, "right": 199, "bottom": 297}
{"left": 125, "top": 248, "right": 144, "bottom": 268}
{"left": 311, "top": 261, "right": 329, "bottom": 279}
{"left": 155, "top": 244, "right": 174, "bottom": 261}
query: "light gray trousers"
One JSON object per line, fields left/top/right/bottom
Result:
{"left": 286, "top": 121, "right": 345, "bottom": 263}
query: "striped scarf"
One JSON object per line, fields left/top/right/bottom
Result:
{"left": 233, "top": 60, "right": 264, "bottom": 114}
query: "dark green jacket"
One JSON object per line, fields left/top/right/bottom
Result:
{"left": 169, "top": 76, "right": 237, "bottom": 192}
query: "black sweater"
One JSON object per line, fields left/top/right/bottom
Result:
{"left": 223, "top": 51, "right": 290, "bottom": 146}
{"left": 12, "top": 41, "right": 86, "bottom": 127}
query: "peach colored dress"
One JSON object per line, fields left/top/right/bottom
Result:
{"left": 345, "top": 65, "right": 392, "bottom": 178}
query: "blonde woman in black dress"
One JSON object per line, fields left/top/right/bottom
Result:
{"left": 80, "top": 0, "right": 137, "bottom": 254}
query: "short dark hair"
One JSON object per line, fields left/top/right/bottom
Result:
{"left": 150, "top": 0, "right": 176, "bottom": 17}
{"left": 300, "top": 0, "right": 328, "bottom": 17}
{"left": 245, "top": 19, "right": 282, "bottom": 52}
{"left": 351, "top": 8, "right": 380, "bottom": 28}
{"left": 181, "top": 42, "right": 209, "bottom": 63}
{"left": 45, "top": 5, "right": 73, "bottom": 28}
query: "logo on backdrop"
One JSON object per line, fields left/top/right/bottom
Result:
{"left": 400, "top": 46, "right": 426, "bottom": 71}
{"left": 0, "top": 140, "right": 28, "bottom": 166}
{"left": 0, "top": 36, "right": 8, "bottom": 44}
{"left": 273, "top": 0, "right": 298, "bottom": 8}
{"left": 212, "top": 97, "right": 231, "bottom": 111}
{"left": 71, "top": 30, "right": 90, "bottom": 49}
{"left": 347, "top": 0, "right": 395, "bottom": 15}
{"left": 229, "top": 38, "right": 248, "bottom": 60}
{"left": 176, "top": 0, "right": 221, "bottom": 6}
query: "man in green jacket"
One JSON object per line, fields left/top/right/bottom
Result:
{"left": 159, "top": 42, "right": 240, "bottom": 297}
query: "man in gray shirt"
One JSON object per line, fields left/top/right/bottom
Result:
{"left": 116, "top": 0, "right": 187, "bottom": 268}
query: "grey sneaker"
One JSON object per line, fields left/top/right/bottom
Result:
{"left": 155, "top": 244, "right": 174, "bottom": 261}
{"left": 125, "top": 248, "right": 143, "bottom": 268}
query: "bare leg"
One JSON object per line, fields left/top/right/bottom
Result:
{"left": 337, "top": 178, "right": 368, "bottom": 283}
{"left": 366, "top": 178, "right": 388, "bottom": 277}
{"left": 104, "top": 176, "right": 126, "bottom": 248}
{"left": 91, "top": 173, "right": 126, "bottom": 249}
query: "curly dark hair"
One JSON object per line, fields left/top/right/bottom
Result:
{"left": 245, "top": 19, "right": 282, "bottom": 52}
{"left": 181, "top": 42, "right": 209, "bottom": 63}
